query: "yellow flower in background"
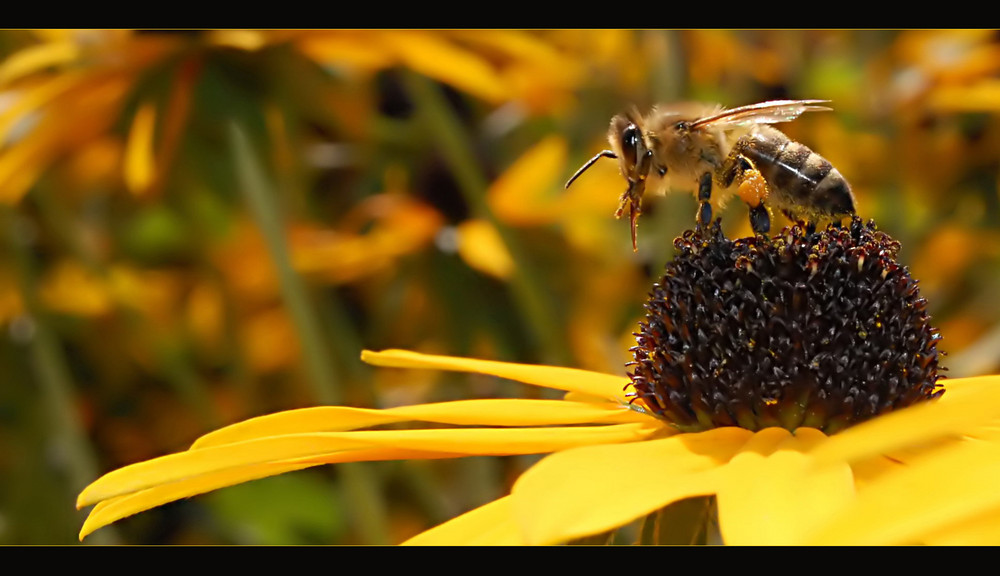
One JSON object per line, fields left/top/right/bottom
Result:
{"left": 76, "top": 221, "right": 1000, "bottom": 545}
{"left": 0, "top": 29, "right": 599, "bottom": 205}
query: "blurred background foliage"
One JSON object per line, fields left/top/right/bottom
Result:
{"left": 2, "top": 29, "right": 1000, "bottom": 544}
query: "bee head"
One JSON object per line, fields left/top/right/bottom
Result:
{"left": 563, "top": 111, "right": 655, "bottom": 253}
{"left": 608, "top": 113, "right": 652, "bottom": 187}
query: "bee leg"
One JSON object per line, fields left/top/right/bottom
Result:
{"left": 729, "top": 156, "right": 771, "bottom": 235}
{"left": 749, "top": 204, "right": 770, "bottom": 236}
{"left": 616, "top": 185, "right": 643, "bottom": 252}
{"left": 697, "top": 172, "right": 713, "bottom": 228}
{"left": 628, "top": 201, "right": 640, "bottom": 251}
{"left": 720, "top": 145, "right": 772, "bottom": 234}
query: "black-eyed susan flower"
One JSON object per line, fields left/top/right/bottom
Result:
{"left": 76, "top": 219, "right": 1000, "bottom": 544}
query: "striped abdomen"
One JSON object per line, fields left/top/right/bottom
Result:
{"left": 738, "top": 126, "right": 856, "bottom": 222}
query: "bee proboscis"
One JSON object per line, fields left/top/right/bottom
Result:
{"left": 565, "top": 100, "right": 857, "bottom": 250}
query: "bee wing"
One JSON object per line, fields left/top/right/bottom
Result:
{"left": 689, "top": 100, "right": 832, "bottom": 130}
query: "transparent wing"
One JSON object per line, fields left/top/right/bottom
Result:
{"left": 689, "top": 100, "right": 832, "bottom": 130}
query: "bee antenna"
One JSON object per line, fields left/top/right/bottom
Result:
{"left": 565, "top": 150, "right": 617, "bottom": 189}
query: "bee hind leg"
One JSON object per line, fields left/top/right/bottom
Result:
{"left": 722, "top": 154, "right": 772, "bottom": 236}
{"left": 749, "top": 204, "right": 771, "bottom": 236}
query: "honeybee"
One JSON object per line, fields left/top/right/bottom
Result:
{"left": 565, "top": 100, "right": 856, "bottom": 250}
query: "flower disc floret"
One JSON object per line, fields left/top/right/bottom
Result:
{"left": 628, "top": 218, "right": 945, "bottom": 434}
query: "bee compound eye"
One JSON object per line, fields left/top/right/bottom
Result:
{"left": 621, "top": 125, "right": 640, "bottom": 167}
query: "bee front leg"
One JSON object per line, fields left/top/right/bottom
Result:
{"left": 697, "top": 172, "right": 713, "bottom": 228}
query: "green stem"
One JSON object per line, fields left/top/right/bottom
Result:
{"left": 404, "top": 73, "right": 572, "bottom": 366}
{"left": 2, "top": 206, "right": 119, "bottom": 545}
{"left": 228, "top": 123, "right": 389, "bottom": 544}
{"left": 230, "top": 123, "right": 341, "bottom": 404}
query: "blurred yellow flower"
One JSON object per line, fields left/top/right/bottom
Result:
{"left": 292, "top": 30, "right": 586, "bottom": 114}
{"left": 0, "top": 30, "right": 596, "bottom": 205}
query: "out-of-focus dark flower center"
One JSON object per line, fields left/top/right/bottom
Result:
{"left": 627, "top": 218, "right": 944, "bottom": 434}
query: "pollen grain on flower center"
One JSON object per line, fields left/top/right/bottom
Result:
{"left": 627, "top": 218, "right": 945, "bottom": 435}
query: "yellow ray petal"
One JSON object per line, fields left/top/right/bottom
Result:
{"left": 511, "top": 427, "right": 754, "bottom": 544}
{"left": 0, "top": 118, "right": 53, "bottom": 203}
{"left": 80, "top": 446, "right": 456, "bottom": 540}
{"left": 928, "top": 80, "right": 1000, "bottom": 112}
{"left": 192, "top": 398, "right": 647, "bottom": 449}
{"left": 206, "top": 30, "right": 268, "bottom": 52}
{"left": 456, "top": 219, "right": 515, "bottom": 280}
{"left": 809, "top": 375, "right": 1000, "bottom": 467}
{"left": 403, "top": 495, "right": 525, "bottom": 545}
{"left": 716, "top": 428, "right": 855, "bottom": 545}
{"left": 80, "top": 423, "right": 656, "bottom": 508}
{"left": 0, "top": 40, "right": 79, "bottom": 85}
{"left": 807, "top": 435, "right": 1000, "bottom": 545}
{"left": 0, "top": 72, "right": 83, "bottom": 145}
{"left": 378, "top": 31, "right": 509, "bottom": 103}
{"left": 294, "top": 31, "right": 396, "bottom": 71}
{"left": 124, "top": 101, "right": 156, "bottom": 196}
{"left": 922, "top": 504, "right": 1000, "bottom": 545}
{"left": 0, "top": 74, "right": 129, "bottom": 203}
{"left": 81, "top": 460, "right": 316, "bottom": 540}
{"left": 845, "top": 454, "right": 903, "bottom": 489}
{"left": 487, "top": 135, "right": 566, "bottom": 226}
{"left": 361, "top": 349, "right": 630, "bottom": 402}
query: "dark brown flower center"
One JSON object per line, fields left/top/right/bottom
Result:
{"left": 627, "top": 218, "right": 944, "bottom": 434}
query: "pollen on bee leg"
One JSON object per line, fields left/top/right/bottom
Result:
{"left": 614, "top": 190, "right": 630, "bottom": 219}
{"left": 736, "top": 165, "right": 769, "bottom": 208}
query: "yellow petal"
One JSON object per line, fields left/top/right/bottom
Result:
{"left": 80, "top": 460, "right": 316, "bottom": 540}
{"left": 39, "top": 260, "right": 113, "bottom": 316}
{"left": 0, "top": 74, "right": 129, "bottom": 203}
{"left": 294, "top": 31, "right": 396, "bottom": 72}
{"left": 809, "top": 375, "right": 1000, "bottom": 467}
{"left": 0, "top": 118, "right": 52, "bottom": 203}
{"left": 922, "top": 504, "right": 1000, "bottom": 545}
{"left": 378, "top": 31, "right": 509, "bottom": 103}
{"left": 807, "top": 435, "right": 1000, "bottom": 545}
{"left": 928, "top": 80, "right": 1000, "bottom": 112}
{"left": 80, "top": 446, "right": 454, "bottom": 540}
{"left": 403, "top": 495, "right": 525, "bottom": 545}
{"left": 488, "top": 135, "right": 566, "bottom": 225}
{"left": 206, "top": 30, "right": 268, "bottom": 51}
{"left": 0, "top": 40, "right": 79, "bottom": 85}
{"left": 80, "top": 423, "right": 656, "bottom": 508}
{"left": 0, "top": 73, "right": 83, "bottom": 145}
{"left": 192, "top": 398, "right": 648, "bottom": 449}
{"left": 511, "top": 427, "right": 754, "bottom": 544}
{"left": 456, "top": 219, "right": 515, "bottom": 279}
{"left": 716, "top": 428, "right": 855, "bottom": 545}
{"left": 361, "top": 349, "right": 631, "bottom": 402}
{"left": 124, "top": 101, "right": 156, "bottom": 196}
